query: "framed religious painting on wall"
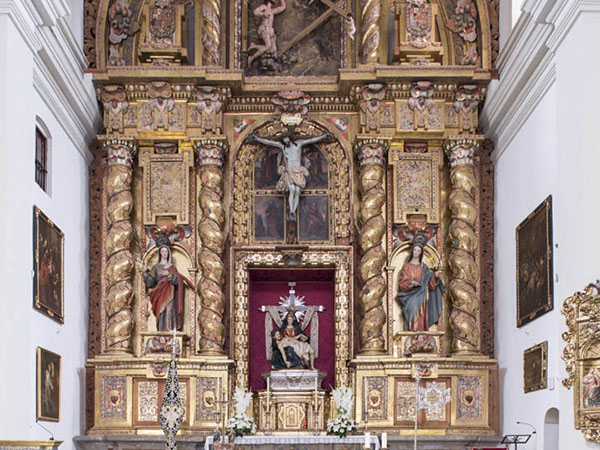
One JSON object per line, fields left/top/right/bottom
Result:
{"left": 516, "top": 196, "right": 553, "bottom": 327}
{"left": 33, "top": 206, "right": 64, "bottom": 323}
{"left": 37, "top": 347, "right": 61, "bottom": 421}
{"left": 523, "top": 341, "right": 548, "bottom": 393}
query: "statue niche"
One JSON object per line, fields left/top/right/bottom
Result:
{"left": 142, "top": 237, "right": 194, "bottom": 333}
{"left": 391, "top": 229, "right": 445, "bottom": 357}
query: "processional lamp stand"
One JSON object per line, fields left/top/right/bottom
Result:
{"left": 501, "top": 434, "right": 531, "bottom": 450}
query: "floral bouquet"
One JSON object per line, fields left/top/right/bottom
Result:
{"left": 226, "top": 387, "right": 257, "bottom": 437}
{"left": 326, "top": 386, "right": 358, "bottom": 438}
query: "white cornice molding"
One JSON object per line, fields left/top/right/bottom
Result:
{"left": 481, "top": 0, "right": 600, "bottom": 162}
{"left": 1, "top": 0, "right": 100, "bottom": 163}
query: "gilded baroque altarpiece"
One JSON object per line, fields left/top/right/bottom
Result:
{"left": 84, "top": 0, "right": 499, "bottom": 439}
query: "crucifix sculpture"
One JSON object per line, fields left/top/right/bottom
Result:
{"left": 260, "top": 282, "right": 325, "bottom": 369}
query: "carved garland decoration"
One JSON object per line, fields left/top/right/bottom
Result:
{"left": 232, "top": 120, "right": 351, "bottom": 246}
{"left": 232, "top": 250, "right": 352, "bottom": 388}
{"left": 562, "top": 282, "right": 600, "bottom": 442}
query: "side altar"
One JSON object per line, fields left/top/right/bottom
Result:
{"left": 81, "top": 0, "right": 499, "bottom": 445}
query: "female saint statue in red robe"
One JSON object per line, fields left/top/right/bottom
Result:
{"left": 144, "top": 245, "right": 193, "bottom": 331}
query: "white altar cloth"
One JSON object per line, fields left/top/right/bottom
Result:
{"left": 205, "top": 435, "right": 380, "bottom": 450}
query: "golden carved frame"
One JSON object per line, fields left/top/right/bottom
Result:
{"left": 562, "top": 283, "right": 600, "bottom": 442}
{"left": 231, "top": 119, "right": 352, "bottom": 246}
{"left": 230, "top": 248, "right": 352, "bottom": 388}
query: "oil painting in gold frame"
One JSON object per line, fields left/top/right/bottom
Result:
{"left": 516, "top": 196, "right": 553, "bottom": 327}
{"left": 37, "top": 347, "right": 61, "bottom": 422}
{"left": 523, "top": 341, "right": 548, "bottom": 393}
{"left": 33, "top": 206, "right": 64, "bottom": 323}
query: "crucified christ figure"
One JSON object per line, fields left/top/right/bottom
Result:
{"left": 247, "top": 0, "right": 286, "bottom": 66}
{"left": 249, "top": 132, "right": 332, "bottom": 220}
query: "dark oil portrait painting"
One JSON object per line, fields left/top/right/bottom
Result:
{"left": 254, "top": 147, "right": 281, "bottom": 189}
{"left": 254, "top": 195, "right": 285, "bottom": 241}
{"left": 303, "top": 145, "right": 328, "bottom": 189}
{"left": 523, "top": 341, "right": 547, "bottom": 393}
{"left": 299, "top": 195, "right": 329, "bottom": 242}
{"left": 37, "top": 347, "right": 61, "bottom": 421}
{"left": 516, "top": 196, "right": 553, "bottom": 327}
{"left": 33, "top": 206, "right": 64, "bottom": 323}
{"left": 244, "top": 0, "right": 342, "bottom": 76}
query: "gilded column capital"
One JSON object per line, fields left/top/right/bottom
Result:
{"left": 101, "top": 138, "right": 138, "bottom": 167}
{"left": 193, "top": 138, "right": 228, "bottom": 166}
{"left": 355, "top": 138, "right": 389, "bottom": 166}
{"left": 443, "top": 137, "right": 482, "bottom": 167}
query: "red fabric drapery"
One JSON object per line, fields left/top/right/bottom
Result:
{"left": 248, "top": 270, "right": 335, "bottom": 391}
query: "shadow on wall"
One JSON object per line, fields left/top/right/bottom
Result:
{"left": 544, "top": 407, "right": 559, "bottom": 450}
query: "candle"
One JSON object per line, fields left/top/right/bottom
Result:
{"left": 314, "top": 377, "right": 318, "bottom": 409}
{"left": 393, "top": 344, "right": 398, "bottom": 358}
{"left": 267, "top": 376, "right": 271, "bottom": 411}
{"left": 364, "top": 431, "right": 370, "bottom": 448}
{"left": 381, "top": 432, "right": 387, "bottom": 449}
{"left": 172, "top": 328, "right": 177, "bottom": 356}
{"left": 363, "top": 378, "right": 367, "bottom": 416}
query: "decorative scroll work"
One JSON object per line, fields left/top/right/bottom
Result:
{"left": 444, "top": 138, "right": 481, "bottom": 354}
{"left": 103, "top": 139, "right": 138, "bottom": 352}
{"left": 194, "top": 139, "right": 228, "bottom": 355}
{"left": 355, "top": 138, "right": 388, "bottom": 354}
{"left": 562, "top": 282, "right": 600, "bottom": 442}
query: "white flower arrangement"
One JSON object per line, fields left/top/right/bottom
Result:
{"left": 226, "top": 387, "right": 257, "bottom": 437}
{"left": 326, "top": 386, "right": 358, "bottom": 438}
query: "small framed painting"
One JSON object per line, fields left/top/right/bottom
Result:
{"left": 516, "top": 196, "right": 553, "bottom": 327}
{"left": 33, "top": 206, "right": 64, "bottom": 323}
{"left": 523, "top": 341, "right": 548, "bottom": 393}
{"left": 37, "top": 347, "right": 61, "bottom": 421}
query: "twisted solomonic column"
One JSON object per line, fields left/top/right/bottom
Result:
{"left": 202, "top": 0, "right": 221, "bottom": 65}
{"left": 444, "top": 138, "right": 481, "bottom": 354}
{"left": 103, "top": 139, "right": 138, "bottom": 352}
{"left": 356, "top": 139, "right": 388, "bottom": 354}
{"left": 360, "top": 0, "right": 381, "bottom": 64}
{"left": 194, "top": 139, "right": 228, "bottom": 355}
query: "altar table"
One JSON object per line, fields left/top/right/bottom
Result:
{"left": 205, "top": 435, "right": 381, "bottom": 450}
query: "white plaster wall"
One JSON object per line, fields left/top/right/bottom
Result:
{"left": 553, "top": 9, "right": 600, "bottom": 450}
{"left": 0, "top": 0, "right": 99, "bottom": 444}
{"left": 484, "top": 1, "right": 600, "bottom": 449}
{"left": 494, "top": 83, "right": 559, "bottom": 450}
